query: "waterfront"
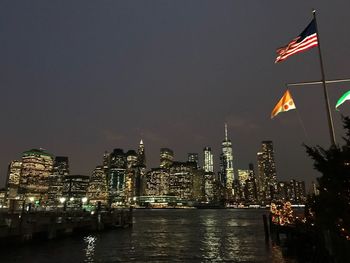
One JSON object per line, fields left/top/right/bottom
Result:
{"left": 1, "top": 209, "right": 296, "bottom": 263}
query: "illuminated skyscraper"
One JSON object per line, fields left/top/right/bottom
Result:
{"left": 290, "top": 179, "right": 306, "bottom": 204}
{"left": 202, "top": 147, "right": 215, "bottom": 201}
{"left": 245, "top": 163, "right": 258, "bottom": 203}
{"left": 219, "top": 124, "right": 235, "bottom": 198}
{"left": 237, "top": 169, "right": 250, "bottom": 200}
{"left": 125, "top": 150, "right": 139, "bottom": 203}
{"left": 137, "top": 139, "right": 146, "bottom": 167}
{"left": 145, "top": 168, "right": 170, "bottom": 196}
{"left": 136, "top": 140, "right": 147, "bottom": 197}
{"left": 47, "top": 156, "right": 69, "bottom": 207}
{"left": 277, "top": 179, "right": 306, "bottom": 204}
{"left": 103, "top": 151, "right": 110, "bottom": 172}
{"left": 18, "top": 149, "right": 53, "bottom": 203}
{"left": 257, "top": 141, "right": 277, "bottom": 203}
{"left": 160, "top": 148, "right": 174, "bottom": 168}
{"left": 169, "top": 162, "right": 196, "bottom": 200}
{"left": 188, "top": 153, "right": 199, "bottom": 169}
{"left": 108, "top": 148, "right": 127, "bottom": 204}
{"left": 6, "top": 160, "right": 22, "bottom": 200}
{"left": 87, "top": 166, "right": 108, "bottom": 206}
{"left": 63, "top": 174, "right": 90, "bottom": 208}
{"left": 203, "top": 147, "right": 213, "bottom": 173}
{"left": 126, "top": 150, "right": 138, "bottom": 169}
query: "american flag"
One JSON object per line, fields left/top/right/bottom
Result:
{"left": 275, "top": 19, "right": 318, "bottom": 63}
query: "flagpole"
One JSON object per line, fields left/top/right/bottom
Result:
{"left": 313, "top": 9, "right": 336, "bottom": 146}
{"left": 287, "top": 78, "right": 350, "bottom": 87}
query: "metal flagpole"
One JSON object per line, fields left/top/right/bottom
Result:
{"left": 313, "top": 9, "right": 336, "bottom": 145}
{"left": 287, "top": 78, "right": 350, "bottom": 87}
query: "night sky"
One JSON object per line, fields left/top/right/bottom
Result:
{"left": 1, "top": 1, "right": 350, "bottom": 188}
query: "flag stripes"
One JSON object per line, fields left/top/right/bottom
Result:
{"left": 275, "top": 19, "right": 318, "bottom": 63}
{"left": 276, "top": 34, "right": 318, "bottom": 62}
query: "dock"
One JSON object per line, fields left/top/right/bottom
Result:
{"left": 0, "top": 209, "right": 132, "bottom": 243}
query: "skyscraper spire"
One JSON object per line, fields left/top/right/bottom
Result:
{"left": 137, "top": 139, "right": 146, "bottom": 167}
{"left": 220, "top": 123, "right": 235, "bottom": 200}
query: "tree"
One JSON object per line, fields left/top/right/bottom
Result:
{"left": 305, "top": 116, "right": 350, "bottom": 237}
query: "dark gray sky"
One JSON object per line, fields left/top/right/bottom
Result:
{"left": 1, "top": 1, "right": 350, "bottom": 188}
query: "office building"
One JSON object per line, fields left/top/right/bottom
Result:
{"left": 203, "top": 147, "right": 213, "bottom": 173}
{"left": 137, "top": 139, "right": 146, "bottom": 167}
{"left": 47, "top": 156, "right": 69, "bottom": 207}
{"left": 169, "top": 162, "right": 196, "bottom": 200}
{"left": 145, "top": 168, "right": 170, "bottom": 196}
{"left": 87, "top": 166, "right": 108, "bottom": 206}
{"left": 5, "top": 160, "right": 22, "bottom": 200}
{"left": 160, "top": 148, "right": 174, "bottom": 168}
{"left": 108, "top": 149, "right": 127, "bottom": 204}
{"left": 188, "top": 153, "right": 199, "bottom": 169}
{"left": 257, "top": 141, "right": 277, "bottom": 203}
{"left": 62, "top": 174, "right": 90, "bottom": 208}
{"left": 18, "top": 149, "right": 54, "bottom": 203}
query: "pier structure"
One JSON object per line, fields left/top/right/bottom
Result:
{"left": 0, "top": 209, "right": 132, "bottom": 243}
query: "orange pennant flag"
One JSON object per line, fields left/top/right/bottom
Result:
{"left": 271, "top": 90, "right": 296, "bottom": 119}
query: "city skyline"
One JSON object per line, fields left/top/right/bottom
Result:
{"left": 1, "top": 139, "right": 306, "bottom": 208}
{"left": 1, "top": 135, "right": 302, "bottom": 190}
{"left": 0, "top": 120, "right": 345, "bottom": 189}
{"left": 1, "top": 1, "right": 350, "bottom": 187}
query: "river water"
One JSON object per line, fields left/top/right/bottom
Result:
{"left": 2, "top": 209, "right": 297, "bottom": 262}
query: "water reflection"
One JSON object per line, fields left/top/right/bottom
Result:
{"left": 0, "top": 209, "right": 298, "bottom": 263}
{"left": 83, "top": 235, "right": 97, "bottom": 263}
{"left": 201, "top": 212, "right": 222, "bottom": 261}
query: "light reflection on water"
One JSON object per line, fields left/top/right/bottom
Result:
{"left": 0, "top": 209, "right": 297, "bottom": 263}
{"left": 83, "top": 235, "right": 97, "bottom": 263}
{"left": 201, "top": 213, "right": 221, "bottom": 261}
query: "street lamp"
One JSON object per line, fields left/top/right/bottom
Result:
{"left": 28, "top": 197, "right": 35, "bottom": 212}
{"left": 59, "top": 197, "right": 66, "bottom": 204}
{"left": 59, "top": 197, "right": 67, "bottom": 211}
{"left": 81, "top": 197, "right": 88, "bottom": 211}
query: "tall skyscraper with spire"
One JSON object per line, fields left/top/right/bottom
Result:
{"left": 219, "top": 124, "right": 235, "bottom": 198}
{"left": 137, "top": 139, "right": 146, "bottom": 167}
{"left": 136, "top": 139, "right": 146, "bottom": 197}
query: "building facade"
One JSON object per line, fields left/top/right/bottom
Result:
{"left": 145, "top": 168, "right": 170, "bottom": 196}
{"left": 47, "top": 156, "right": 69, "bottom": 207}
{"left": 188, "top": 153, "right": 199, "bottom": 169}
{"left": 203, "top": 147, "right": 214, "bottom": 173}
{"left": 6, "top": 160, "right": 22, "bottom": 201}
{"left": 62, "top": 174, "right": 90, "bottom": 208}
{"left": 87, "top": 166, "right": 108, "bottom": 206}
{"left": 108, "top": 149, "right": 127, "bottom": 204}
{"left": 160, "top": 148, "right": 174, "bottom": 168}
{"left": 257, "top": 141, "right": 277, "bottom": 203}
{"left": 18, "top": 149, "right": 54, "bottom": 204}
